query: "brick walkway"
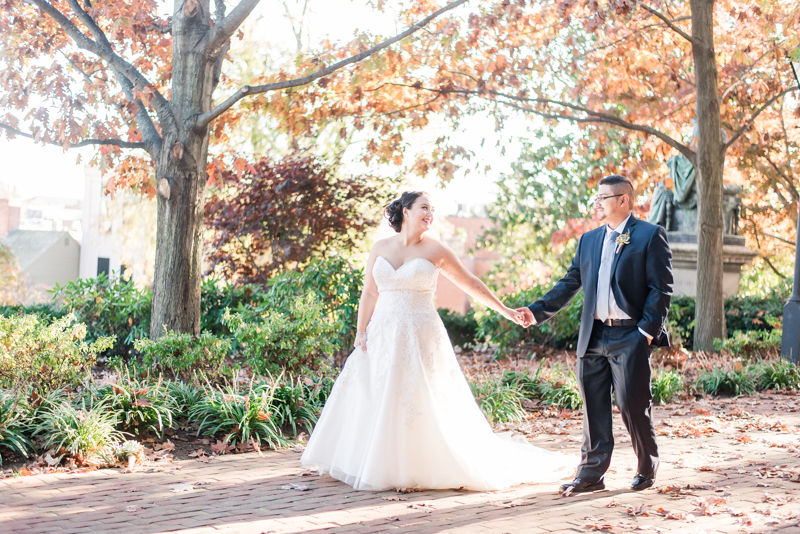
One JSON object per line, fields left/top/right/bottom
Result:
{"left": 2, "top": 393, "right": 799, "bottom": 534}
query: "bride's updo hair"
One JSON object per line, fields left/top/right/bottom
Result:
{"left": 385, "top": 191, "right": 427, "bottom": 233}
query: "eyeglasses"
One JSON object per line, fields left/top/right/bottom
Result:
{"left": 592, "top": 194, "right": 625, "bottom": 204}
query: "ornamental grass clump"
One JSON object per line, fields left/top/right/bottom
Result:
{"left": 0, "top": 390, "right": 34, "bottom": 465}
{"left": 35, "top": 402, "right": 123, "bottom": 464}
{"left": 189, "top": 384, "right": 289, "bottom": 450}
{"left": 166, "top": 380, "right": 205, "bottom": 416}
{"left": 651, "top": 370, "right": 684, "bottom": 404}
{"left": 756, "top": 359, "right": 799, "bottom": 391}
{"left": 0, "top": 313, "right": 114, "bottom": 395}
{"left": 86, "top": 372, "right": 177, "bottom": 438}
{"left": 469, "top": 377, "right": 526, "bottom": 425}
{"left": 257, "top": 375, "right": 320, "bottom": 436}
{"left": 504, "top": 364, "right": 583, "bottom": 410}
{"left": 695, "top": 364, "right": 757, "bottom": 396}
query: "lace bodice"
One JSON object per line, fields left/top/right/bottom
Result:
{"left": 371, "top": 256, "right": 440, "bottom": 316}
{"left": 373, "top": 256, "right": 440, "bottom": 293}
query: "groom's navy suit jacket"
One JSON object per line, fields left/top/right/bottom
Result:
{"left": 529, "top": 216, "right": 674, "bottom": 357}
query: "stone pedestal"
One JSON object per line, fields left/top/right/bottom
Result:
{"left": 667, "top": 233, "right": 758, "bottom": 297}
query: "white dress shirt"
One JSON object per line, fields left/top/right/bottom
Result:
{"left": 593, "top": 214, "right": 652, "bottom": 340}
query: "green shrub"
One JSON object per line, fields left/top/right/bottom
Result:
{"left": 713, "top": 316, "right": 781, "bottom": 356}
{"left": 223, "top": 294, "right": 336, "bottom": 376}
{"left": 200, "top": 280, "right": 267, "bottom": 337}
{"left": 438, "top": 309, "right": 479, "bottom": 349}
{"left": 189, "top": 385, "right": 289, "bottom": 450}
{"left": 469, "top": 377, "right": 527, "bottom": 424}
{"left": 51, "top": 274, "right": 151, "bottom": 360}
{"left": 35, "top": 402, "right": 123, "bottom": 463}
{"left": 0, "top": 390, "right": 34, "bottom": 465}
{"left": 134, "top": 330, "right": 230, "bottom": 381}
{"left": 756, "top": 359, "right": 799, "bottom": 391}
{"left": 475, "top": 287, "right": 582, "bottom": 355}
{"left": 86, "top": 373, "right": 177, "bottom": 438}
{"left": 265, "top": 257, "right": 363, "bottom": 352}
{"left": 665, "top": 286, "right": 789, "bottom": 350}
{"left": 651, "top": 370, "right": 684, "bottom": 404}
{"left": 695, "top": 366, "right": 757, "bottom": 396}
{"left": 0, "top": 314, "right": 114, "bottom": 395}
{"left": 0, "top": 303, "right": 65, "bottom": 322}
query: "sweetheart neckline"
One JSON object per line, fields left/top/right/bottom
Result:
{"left": 376, "top": 255, "right": 438, "bottom": 272}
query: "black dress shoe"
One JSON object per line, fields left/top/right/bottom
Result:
{"left": 631, "top": 474, "right": 655, "bottom": 491}
{"left": 559, "top": 477, "right": 605, "bottom": 495}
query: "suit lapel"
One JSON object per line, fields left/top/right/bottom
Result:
{"left": 609, "top": 216, "right": 637, "bottom": 282}
{"left": 589, "top": 226, "right": 607, "bottom": 298}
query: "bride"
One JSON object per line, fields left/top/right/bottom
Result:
{"left": 301, "top": 191, "right": 575, "bottom": 491}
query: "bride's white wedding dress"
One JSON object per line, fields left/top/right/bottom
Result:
{"left": 301, "top": 256, "right": 575, "bottom": 491}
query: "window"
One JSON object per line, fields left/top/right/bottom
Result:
{"left": 97, "top": 257, "right": 110, "bottom": 277}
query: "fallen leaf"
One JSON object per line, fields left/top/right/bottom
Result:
{"left": 280, "top": 483, "right": 309, "bottom": 491}
{"left": 188, "top": 449, "right": 207, "bottom": 458}
{"left": 382, "top": 496, "right": 406, "bottom": 501}
{"left": 210, "top": 440, "right": 230, "bottom": 455}
{"left": 126, "top": 505, "right": 142, "bottom": 512}
{"left": 160, "top": 441, "right": 175, "bottom": 451}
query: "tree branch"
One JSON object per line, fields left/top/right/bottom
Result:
{"left": 207, "top": 0, "right": 262, "bottom": 57}
{"left": 640, "top": 4, "right": 698, "bottom": 45}
{"left": 195, "top": 0, "right": 470, "bottom": 130}
{"left": 30, "top": 0, "right": 174, "bottom": 131}
{"left": 63, "top": 0, "right": 162, "bottom": 151}
{"left": 0, "top": 123, "right": 147, "bottom": 149}
{"left": 725, "top": 87, "right": 798, "bottom": 150}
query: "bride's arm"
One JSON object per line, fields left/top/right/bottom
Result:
{"left": 438, "top": 246, "right": 524, "bottom": 324}
{"left": 354, "top": 250, "right": 380, "bottom": 351}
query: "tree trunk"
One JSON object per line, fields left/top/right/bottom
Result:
{"left": 690, "top": 0, "right": 726, "bottom": 350}
{"left": 150, "top": 0, "right": 216, "bottom": 338}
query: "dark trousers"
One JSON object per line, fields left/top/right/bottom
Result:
{"left": 574, "top": 321, "right": 659, "bottom": 481}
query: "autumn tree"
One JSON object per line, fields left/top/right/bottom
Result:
{"left": 0, "top": 0, "right": 467, "bottom": 338}
{"left": 204, "top": 156, "right": 389, "bottom": 285}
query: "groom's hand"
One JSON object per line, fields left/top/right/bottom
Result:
{"left": 515, "top": 308, "right": 534, "bottom": 328}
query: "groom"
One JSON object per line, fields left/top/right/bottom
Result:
{"left": 517, "top": 175, "right": 673, "bottom": 494}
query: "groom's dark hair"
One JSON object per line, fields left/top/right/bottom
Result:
{"left": 599, "top": 175, "right": 634, "bottom": 205}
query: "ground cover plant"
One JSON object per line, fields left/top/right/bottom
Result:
{"left": 469, "top": 377, "right": 527, "bottom": 425}
{"left": 189, "top": 383, "right": 290, "bottom": 450}
{"left": 85, "top": 372, "right": 178, "bottom": 438}
{"left": 34, "top": 402, "right": 124, "bottom": 465}
{"left": 0, "top": 390, "right": 33, "bottom": 465}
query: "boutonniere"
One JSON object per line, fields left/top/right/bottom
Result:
{"left": 615, "top": 229, "right": 631, "bottom": 254}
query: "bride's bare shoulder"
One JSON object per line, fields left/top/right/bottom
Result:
{"left": 369, "top": 236, "right": 397, "bottom": 256}
{"left": 423, "top": 238, "right": 456, "bottom": 264}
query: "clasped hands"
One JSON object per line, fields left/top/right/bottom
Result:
{"left": 504, "top": 307, "right": 535, "bottom": 328}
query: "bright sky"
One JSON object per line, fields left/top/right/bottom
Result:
{"left": 0, "top": 0, "right": 533, "bottom": 212}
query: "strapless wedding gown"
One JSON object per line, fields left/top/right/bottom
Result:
{"left": 301, "top": 256, "right": 575, "bottom": 491}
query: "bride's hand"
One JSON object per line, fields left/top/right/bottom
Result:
{"left": 354, "top": 332, "right": 367, "bottom": 352}
{"left": 501, "top": 306, "right": 526, "bottom": 325}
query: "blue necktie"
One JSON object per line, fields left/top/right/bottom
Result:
{"left": 596, "top": 230, "right": 620, "bottom": 322}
